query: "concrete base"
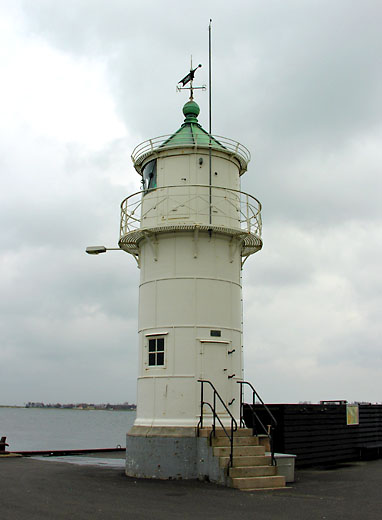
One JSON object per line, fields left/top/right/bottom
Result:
{"left": 126, "top": 426, "right": 198, "bottom": 480}
{"left": 126, "top": 426, "right": 227, "bottom": 483}
{"left": 196, "top": 436, "right": 227, "bottom": 485}
{"left": 126, "top": 427, "right": 292, "bottom": 485}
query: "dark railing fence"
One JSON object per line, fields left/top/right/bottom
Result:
{"left": 238, "top": 381, "right": 278, "bottom": 465}
{"left": 197, "top": 380, "right": 237, "bottom": 471}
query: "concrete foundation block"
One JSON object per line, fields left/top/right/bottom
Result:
{"left": 126, "top": 426, "right": 228, "bottom": 483}
{"left": 126, "top": 427, "right": 198, "bottom": 479}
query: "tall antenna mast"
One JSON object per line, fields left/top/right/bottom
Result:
{"left": 209, "top": 20, "right": 212, "bottom": 135}
{"left": 208, "top": 19, "right": 212, "bottom": 227}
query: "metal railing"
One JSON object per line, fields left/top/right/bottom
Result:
{"left": 197, "top": 380, "right": 238, "bottom": 472}
{"left": 237, "top": 381, "right": 278, "bottom": 466}
{"left": 120, "top": 185, "right": 262, "bottom": 239}
{"left": 131, "top": 134, "right": 251, "bottom": 174}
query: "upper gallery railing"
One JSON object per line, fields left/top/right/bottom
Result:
{"left": 120, "top": 185, "right": 262, "bottom": 239}
{"left": 131, "top": 135, "right": 251, "bottom": 174}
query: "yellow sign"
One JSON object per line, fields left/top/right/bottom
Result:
{"left": 346, "top": 404, "right": 359, "bottom": 425}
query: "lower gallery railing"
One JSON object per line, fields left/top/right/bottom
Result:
{"left": 120, "top": 185, "right": 262, "bottom": 240}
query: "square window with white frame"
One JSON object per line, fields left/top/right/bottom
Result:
{"left": 148, "top": 337, "right": 165, "bottom": 367}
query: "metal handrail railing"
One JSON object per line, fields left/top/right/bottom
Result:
{"left": 119, "top": 185, "right": 262, "bottom": 239}
{"left": 237, "top": 381, "right": 278, "bottom": 466}
{"left": 197, "top": 379, "right": 238, "bottom": 472}
{"left": 131, "top": 134, "right": 251, "bottom": 173}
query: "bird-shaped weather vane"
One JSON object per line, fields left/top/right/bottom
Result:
{"left": 176, "top": 57, "right": 206, "bottom": 100}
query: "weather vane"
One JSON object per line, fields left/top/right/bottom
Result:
{"left": 176, "top": 56, "right": 206, "bottom": 100}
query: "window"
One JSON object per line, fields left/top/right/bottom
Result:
{"left": 210, "top": 330, "right": 221, "bottom": 337}
{"left": 148, "top": 337, "right": 165, "bottom": 366}
{"left": 142, "top": 159, "right": 157, "bottom": 193}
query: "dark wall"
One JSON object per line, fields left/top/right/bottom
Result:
{"left": 244, "top": 404, "right": 382, "bottom": 467}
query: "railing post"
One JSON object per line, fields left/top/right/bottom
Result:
{"left": 246, "top": 194, "right": 250, "bottom": 233}
{"left": 200, "top": 381, "right": 204, "bottom": 429}
{"left": 238, "top": 381, "right": 243, "bottom": 427}
{"left": 213, "top": 390, "right": 216, "bottom": 436}
{"left": 252, "top": 388, "right": 257, "bottom": 436}
{"left": 230, "top": 418, "right": 234, "bottom": 469}
{"left": 270, "top": 426, "right": 275, "bottom": 466}
{"left": 120, "top": 209, "right": 124, "bottom": 238}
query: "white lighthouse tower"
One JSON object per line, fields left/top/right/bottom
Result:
{"left": 114, "top": 77, "right": 282, "bottom": 485}
{"left": 86, "top": 64, "right": 287, "bottom": 488}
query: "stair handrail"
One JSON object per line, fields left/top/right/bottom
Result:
{"left": 197, "top": 379, "right": 238, "bottom": 471}
{"left": 237, "top": 380, "right": 277, "bottom": 466}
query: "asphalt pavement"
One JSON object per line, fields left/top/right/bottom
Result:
{"left": 1, "top": 456, "right": 381, "bottom": 519}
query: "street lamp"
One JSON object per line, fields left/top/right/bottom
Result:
{"left": 85, "top": 246, "right": 121, "bottom": 255}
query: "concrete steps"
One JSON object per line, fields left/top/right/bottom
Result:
{"left": 213, "top": 445, "right": 265, "bottom": 457}
{"left": 212, "top": 435, "right": 259, "bottom": 447}
{"left": 219, "top": 455, "right": 271, "bottom": 467}
{"left": 199, "top": 428, "right": 270, "bottom": 450}
{"left": 199, "top": 427, "right": 286, "bottom": 490}
{"left": 231, "top": 475, "right": 286, "bottom": 490}
{"left": 229, "top": 465, "right": 277, "bottom": 478}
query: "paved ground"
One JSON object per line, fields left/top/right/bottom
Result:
{"left": 1, "top": 456, "right": 381, "bottom": 519}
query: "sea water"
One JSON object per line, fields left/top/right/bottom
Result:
{"left": 0, "top": 407, "right": 136, "bottom": 451}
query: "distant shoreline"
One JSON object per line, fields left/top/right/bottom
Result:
{"left": 0, "top": 405, "right": 136, "bottom": 411}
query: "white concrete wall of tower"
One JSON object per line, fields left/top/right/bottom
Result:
{"left": 140, "top": 151, "right": 241, "bottom": 230}
{"left": 142, "top": 148, "right": 242, "bottom": 189}
{"left": 134, "top": 231, "right": 243, "bottom": 428}
{"left": 120, "top": 143, "right": 262, "bottom": 432}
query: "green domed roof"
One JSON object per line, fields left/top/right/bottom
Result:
{"left": 160, "top": 100, "right": 225, "bottom": 150}
{"left": 131, "top": 99, "right": 251, "bottom": 175}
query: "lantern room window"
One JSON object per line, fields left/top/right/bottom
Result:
{"left": 142, "top": 159, "right": 157, "bottom": 193}
{"left": 148, "top": 337, "right": 165, "bottom": 366}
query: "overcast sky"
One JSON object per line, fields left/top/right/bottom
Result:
{"left": 1, "top": 0, "right": 381, "bottom": 406}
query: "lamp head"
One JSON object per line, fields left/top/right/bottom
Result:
{"left": 86, "top": 246, "right": 107, "bottom": 255}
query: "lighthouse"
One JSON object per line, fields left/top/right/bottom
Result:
{"left": 86, "top": 64, "right": 287, "bottom": 488}
{"left": 117, "top": 78, "right": 266, "bottom": 481}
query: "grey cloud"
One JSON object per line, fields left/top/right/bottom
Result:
{"left": 1, "top": 0, "right": 381, "bottom": 405}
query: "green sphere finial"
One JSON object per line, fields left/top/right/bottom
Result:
{"left": 183, "top": 100, "right": 200, "bottom": 123}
